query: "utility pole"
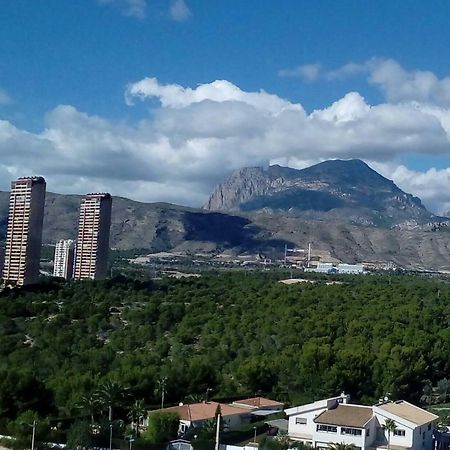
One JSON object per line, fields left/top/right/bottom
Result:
{"left": 31, "top": 420, "right": 36, "bottom": 450}
{"left": 108, "top": 404, "right": 113, "bottom": 450}
{"left": 158, "top": 377, "right": 167, "bottom": 409}
{"left": 214, "top": 410, "right": 221, "bottom": 450}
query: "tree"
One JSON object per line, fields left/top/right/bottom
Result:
{"left": 328, "top": 444, "right": 357, "bottom": 450}
{"left": 76, "top": 393, "right": 99, "bottom": 425}
{"left": 382, "top": 419, "right": 398, "bottom": 450}
{"left": 66, "top": 420, "right": 93, "bottom": 450}
{"left": 155, "top": 377, "right": 167, "bottom": 409}
{"left": 437, "top": 378, "right": 449, "bottom": 403}
{"left": 96, "top": 381, "right": 127, "bottom": 422}
{"left": 127, "top": 399, "right": 147, "bottom": 437}
{"left": 420, "top": 383, "right": 434, "bottom": 407}
{"left": 144, "top": 411, "right": 179, "bottom": 444}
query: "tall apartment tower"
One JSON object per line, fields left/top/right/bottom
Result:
{"left": 73, "top": 193, "right": 112, "bottom": 280}
{"left": 53, "top": 239, "right": 76, "bottom": 279}
{"left": 2, "top": 176, "right": 46, "bottom": 286}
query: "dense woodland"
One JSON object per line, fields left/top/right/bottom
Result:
{"left": 1, "top": 271, "right": 450, "bottom": 444}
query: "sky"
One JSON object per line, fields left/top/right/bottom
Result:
{"left": 1, "top": 0, "right": 450, "bottom": 213}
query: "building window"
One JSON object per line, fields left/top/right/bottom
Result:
{"left": 341, "top": 427, "right": 362, "bottom": 436}
{"left": 394, "top": 429, "right": 406, "bottom": 437}
{"left": 317, "top": 425, "right": 337, "bottom": 433}
{"left": 366, "top": 428, "right": 370, "bottom": 437}
{"left": 296, "top": 418, "right": 307, "bottom": 425}
{"left": 428, "top": 424, "right": 431, "bottom": 431}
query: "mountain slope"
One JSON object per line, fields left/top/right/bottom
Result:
{"left": 0, "top": 192, "right": 292, "bottom": 256}
{"left": 204, "top": 159, "right": 434, "bottom": 228}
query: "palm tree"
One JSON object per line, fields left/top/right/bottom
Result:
{"left": 329, "top": 443, "right": 357, "bottom": 450}
{"left": 155, "top": 377, "right": 167, "bottom": 409}
{"left": 127, "top": 399, "right": 147, "bottom": 437}
{"left": 76, "top": 393, "right": 99, "bottom": 425}
{"left": 96, "top": 381, "right": 127, "bottom": 422}
{"left": 382, "top": 418, "right": 398, "bottom": 450}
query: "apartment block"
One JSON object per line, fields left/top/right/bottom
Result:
{"left": 73, "top": 193, "right": 112, "bottom": 280}
{"left": 53, "top": 239, "right": 76, "bottom": 279}
{"left": 2, "top": 176, "right": 46, "bottom": 286}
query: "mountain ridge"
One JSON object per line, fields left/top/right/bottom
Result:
{"left": 204, "top": 159, "right": 435, "bottom": 228}
{"left": 0, "top": 159, "right": 450, "bottom": 270}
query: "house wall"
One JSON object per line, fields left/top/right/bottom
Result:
{"left": 288, "top": 409, "right": 325, "bottom": 441}
{"left": 375, "top": 413, "right": 414, "bottom": 448}
{"left": 412, "top": 423, "right": 434, "bottom": 450}
{"left": 313, "top": 422, "right": 376, "bottom": 450}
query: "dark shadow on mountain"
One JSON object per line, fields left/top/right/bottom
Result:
{"left": 240, "top": 189, "right": 346, "bottom": 212}
{"left": 183, "top": 211, "right": 295, "bottom": 253}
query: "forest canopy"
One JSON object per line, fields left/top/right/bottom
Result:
{"left": 0, "top": 272, "right": 449, "bottom": 430}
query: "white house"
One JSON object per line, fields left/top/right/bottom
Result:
{"left": 286, "top": 394, "right": 438, "bottom": 450}
{"left": 373, "top": 400, "right": 437, "bottom": 450}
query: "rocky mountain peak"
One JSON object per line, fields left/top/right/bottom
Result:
{"left": 204, "top": 159, "right": 432, "bottom": 228}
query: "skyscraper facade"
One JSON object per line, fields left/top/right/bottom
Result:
{"left": 2, "top": 176, "right": 46, "bottom": 286}
{"left": 53, "top": 239, "right": 76, "bottom": 279}
{"left": 73, "top": 193, "right": 112, "bottom": 280}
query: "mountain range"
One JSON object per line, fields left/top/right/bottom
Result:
{"left": 0, "top": 159, "right": 449, "bottom": 270}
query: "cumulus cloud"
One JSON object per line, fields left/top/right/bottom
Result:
{"left": 97, "top": 0, "right": 147, "bottom": 19}
{"left": 282, "top": 58, "right": 450, "bottom": 107}
{"left": 169, "top": 0, "right": 191, "bottom": 22}
{"left": 2, "top": 74, "right": 450, "bottom": 212}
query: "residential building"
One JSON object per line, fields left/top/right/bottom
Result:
{"left": 53, "top": 239, "right": 76, "bottom": 279}
{"left": 147, "top": 397, "right": 284, "bottom": 436}
{"left": 286, "top": 394, "right": 438, "bottom": 450}
{"left": 73, "top": 193, "right": 112, "bottom": 280}
{"left": 2, "top": 176, "right": 46, "bottom": 286}
{"left": 148, "top": 401, "right": 249, "bottom": 435}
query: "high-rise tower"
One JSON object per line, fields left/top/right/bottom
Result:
{"left": 73, "top": 193, "right": 112, "bottom": 280}
{"left": 2, "top": 176, "right": 46, "bottom": 286}
{"left": 53, "top": 239, "right": 76, "bottom": 279}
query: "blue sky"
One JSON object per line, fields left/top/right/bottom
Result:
{"left": 1, "top": 0, "right": 450, "bottom": 212}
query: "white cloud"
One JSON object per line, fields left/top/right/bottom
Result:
{"left": 282, "top": 58, "right": 450, "bottom": 107}
{"left": 2, "top": 74, "right": 450, "bottom": 213}
{"left": 169, "top": 0, "right": 191, "bottom": 22}
{"left": 278, "top": 64, "right": 321, "bottom": 81}
{"left": 97, "top": 0, "right": 147, "bottom": 19}
{"left": 125, "top": 77, "right": 303, "bottom": 114}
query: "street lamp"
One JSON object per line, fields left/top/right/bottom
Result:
{"left": 128, "top": 435, "right": 135, "bottom": 450}
{"left": 253, "top": 426, "right": 257, "bottom": 443}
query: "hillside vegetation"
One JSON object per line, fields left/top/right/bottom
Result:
{"left": 0, "top": 272, "right": 449, "bottom": 429}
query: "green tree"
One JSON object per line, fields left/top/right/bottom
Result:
{"left": 144, "top": 411, "right": 179, "bottom": 444}
{"left": 66, "top": 420, "right": 93, "bottom": 450}
{"left": 76, "top": 393, "right": 99, "bottom": 425}
{"left": 96, "top": 381, "right": 127, "bottom": 421}
{"left": 127, "top": 399, "right": 147, "bottom": 437}
{"left": 328, "top": 444, "right": 357, "bottom": 450}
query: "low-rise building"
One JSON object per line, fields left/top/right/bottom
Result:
{"left": 149, "top": 401, "right": 250, "bottom": 435}
{"left": 286, "top": 394, "right": 437, "bottom": 450}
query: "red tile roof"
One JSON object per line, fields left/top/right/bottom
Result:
{"left": 152, "top": 401, "right": 248, "bottom": 422}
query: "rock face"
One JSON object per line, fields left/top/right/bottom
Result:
{"left": 204, "top": 159, "right": 435, "bottom": 228}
